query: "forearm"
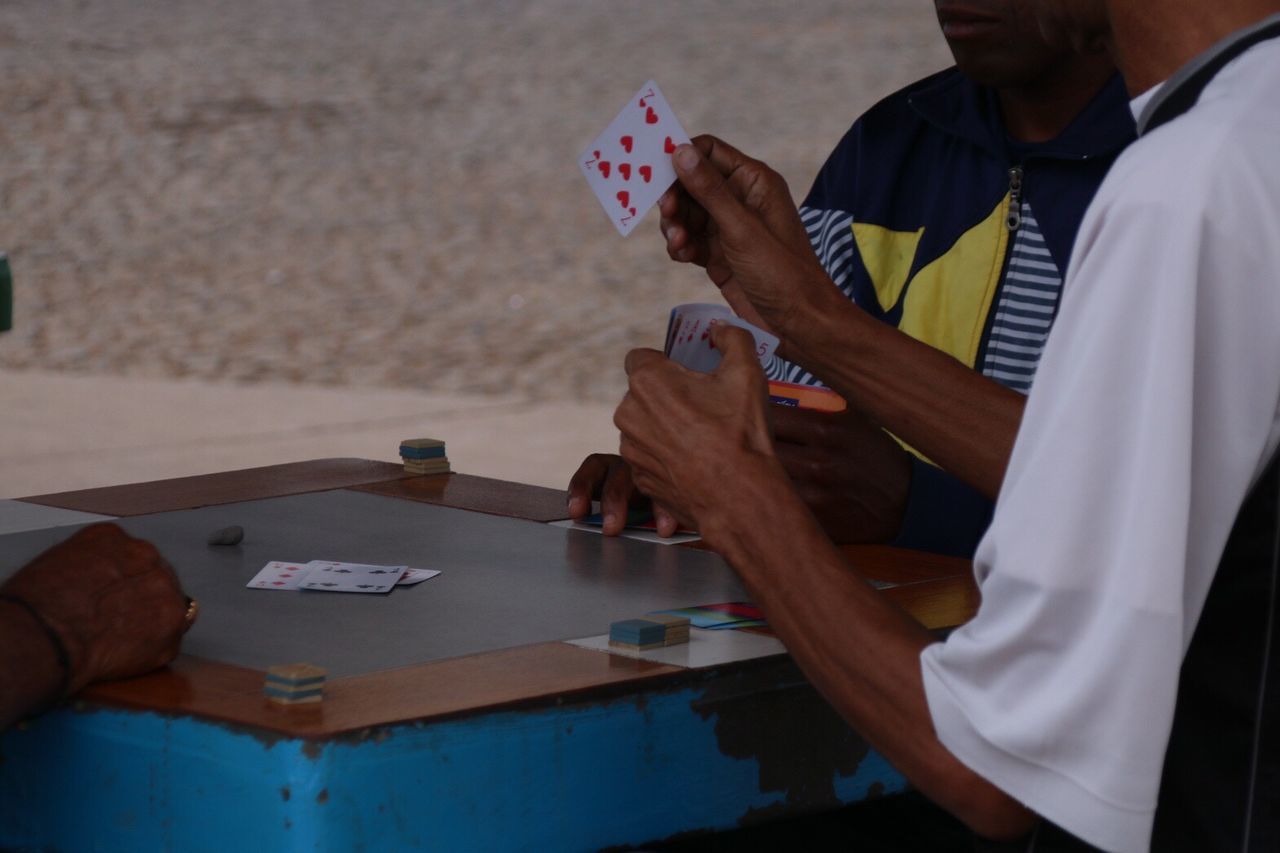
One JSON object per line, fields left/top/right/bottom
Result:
{"left": 0, "top": 599, "right": 65, "bottom": 730}
{"left": 704, "top": 462, "right": 1033, "bottom": 837}
{"left": 783, "top": 286, "right": 1024, "bottom": 500}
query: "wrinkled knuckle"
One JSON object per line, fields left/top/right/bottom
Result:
{"left": 584, "top": 452, "right": 615, "bottom": 472}
{"left": 763, "top": 165, "right": 787, "bottom": 192}
{"left": 612, "top": 404, "right": 631, "bottom": 433}
{"left": 629, "top": 366, "right": 661, "bottom": 395}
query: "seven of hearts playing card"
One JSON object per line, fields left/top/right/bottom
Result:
{"left": 579, "top": 80, "right": 692, "bottom": 237}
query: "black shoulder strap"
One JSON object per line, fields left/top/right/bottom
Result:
{"left": 1244, "top": 447, "right": 1280, "bottom": 850}
{"left": 1142, "top": 16, "right": 1280, "bottom": 133}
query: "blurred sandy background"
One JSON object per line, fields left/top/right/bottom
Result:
{"left": 0, "top": 0, "right": 951, "bottom": 496}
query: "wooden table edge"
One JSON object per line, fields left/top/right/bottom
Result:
{"left": 76, "top": 641, "right": 788, "bottom": 739}
{"left": 22, "top": 459, "right": 978, "bottom": 736}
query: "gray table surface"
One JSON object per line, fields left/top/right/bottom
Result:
{"left": 0, "top": 489, "right": 748, "bottom": 678}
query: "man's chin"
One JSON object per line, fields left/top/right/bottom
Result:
{"left": 1031, "top": 3, "right": 1111, "bottom": 56}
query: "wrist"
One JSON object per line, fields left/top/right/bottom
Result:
{"left": 781, "top": 277, "right": 870, "bottom": 369}
{"left": 0, "top": 594, "right": 72, "bottom": 709}
{"left": 698, "top": 451, "right": 800, "bottom": 567}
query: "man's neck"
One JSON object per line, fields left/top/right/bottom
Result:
{"left": 1108, "top": 0, "right": 1280, "bottom": 96}
{"left": 997, "top": 53, "right": 1117, "bottom": 143}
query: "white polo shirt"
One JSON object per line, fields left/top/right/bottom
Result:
{"left": 919, "top": 32, "right": 1280, "bottom": 853}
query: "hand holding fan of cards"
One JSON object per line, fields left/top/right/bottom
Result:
{"left": 569, "top": 81, "right": 849, "bottom": 540}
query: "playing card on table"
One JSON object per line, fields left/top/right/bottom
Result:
{"left": 580, "top": 80, "right": 692, "bottom": 237}
{"left": 300, "top": 561, "right": 408, "bottom": 594}
{"left": 664, "top": 303, "right": 779, "bottom": 372}
{"left": 396, "top": 567, "right": 442, "bottom": 586}
{"left": 247, "top": 560, "right": 313, "bottom": 590}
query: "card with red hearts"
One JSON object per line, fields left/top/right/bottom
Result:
{"left": 579, "top": 80, "right": 691, "bottom": 237}
{"left": 246, "top": 560, "right": 312, "bottom": 590}
{"left": 664, "top": 303, "right": 780, "bottom": 373}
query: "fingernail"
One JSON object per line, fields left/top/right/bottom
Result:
{"left": 675, "top": 145, "right": 698, "bottom": 170}
{"left": 604, "top": 513, "right": 617, "bottom": 529}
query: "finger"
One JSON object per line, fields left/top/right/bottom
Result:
{"left": 74, "top": 522, "right": 129, "bottom": 548}
{"left": 709, "top": 323, "right": 761, "bottom": 373}
{"left": 692, "top": 134, "right": 756, "bottom": 178}
{"left": 653, "top": 504, "right": 679, "bottom": 538}
{"left": 663, "top": 223, "right": 687, "bottom": 258}
{"left": 769, "top": 403, "right": 824, "bottom": 444}
{"left": 118, "top": 537, "right": 164, "bottom": 577}
{"left": 566, "top": 453, "right": 615, "bottom": 518}
{"left": 617, "top": 435, "right": 666, "bottom": 486}
{"left": 658, "top": 187, "right": 681, "bottom": 219}
{"left": 671, "top": 144, "right": 756, "bottom": 243}
{"left": 600, "top": 460, "right": 638, "bottom": 535}
{"left": 623, "top": 347, "right": 669, "bottom": 377}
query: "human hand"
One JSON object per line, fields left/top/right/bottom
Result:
{"left": 658, "top": 135, "right": 836, "bottom": 341}
{"left": 771, "top": 404, "right": 913, "bottom": 544}
{"left": 2, "top": 523, "right": 190, "bottom": 693}
{"left": 565, "top": 454, "right": 685, "bottom": 537}
{"left": 614, "top": 324, "right": 789, "bottom": 548}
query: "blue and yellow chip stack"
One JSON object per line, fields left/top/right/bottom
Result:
{"left": 400, "top": 438, "right": 451, "bottom": 476}
{"left": 263, "top": 663, "right": 327, "bottom": 705}
{"left": 608, "top": 614, "right": 691, "bottom": 651}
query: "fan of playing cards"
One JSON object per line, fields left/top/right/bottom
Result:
{"left": 664, "top": 303, "right": 779, "bottom": 373}
{"left": 579, "top": 80, "right": 692, "bottom": 237}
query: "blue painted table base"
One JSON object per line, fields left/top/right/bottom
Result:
{"left": 0, "top": 663, "right": 906, "bottom": 851}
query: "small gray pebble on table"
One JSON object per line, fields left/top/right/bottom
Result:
{"left": 207, "top": 525, "right": 244, "bottom": 546}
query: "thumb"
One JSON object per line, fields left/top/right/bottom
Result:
{"left": 710, "top": 323, "right": 760, "bottom": 372}
{"left": 672, "top": 144, "right": 752, "bottom": 239}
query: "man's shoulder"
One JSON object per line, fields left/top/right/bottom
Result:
{"left": 856, "top": 67, "right": 965, "bottom": 129}
{"left": 817, "top": 67, "right": 969, "bottom": 170}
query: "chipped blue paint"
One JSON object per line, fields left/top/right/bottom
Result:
{"left": 0, "top": 685, "right": 905, "bottom": 851}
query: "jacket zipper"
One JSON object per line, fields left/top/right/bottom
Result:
{"left": 1006, "top": 165, "right": 1023, "bottom": 231}
{"left": 976, "top": 164, "right": 1025, "bottom": 369}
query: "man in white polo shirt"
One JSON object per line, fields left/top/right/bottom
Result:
{"left": 610, "top": 0, "right": 1280, "bottom": 849}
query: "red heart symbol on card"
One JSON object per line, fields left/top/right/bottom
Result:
{"left": 645, "top": 107, "right": 658, "bottom": 124}
{"left": 664, "top": 137, "right": 676, "bottom": 154}
{"left": 616, "top": 190, "right": 630, "bottom": 208}
{"left": 620, "top": 135, "right": 634, "bottom": 153}
{"left": 619, "top": 163, "right": 632, "bottom": 180}
{"left": 638, "top": 165, "right": 653, "bottom": 183}
{"left": 599, "top": 161, "right": 611, "bottom": 178}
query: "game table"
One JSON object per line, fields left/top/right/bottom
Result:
{"left": 0, "top": 460, "right": 978, "bottom": 851}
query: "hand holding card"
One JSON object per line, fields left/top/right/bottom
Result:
{"left": 580, "top": 81, "right": 692, "bottom": 237}
{"left": 663, "top": 303, "right": 779, "bottom": 373}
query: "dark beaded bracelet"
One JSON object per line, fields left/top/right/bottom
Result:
{"left": 0, "top": 593, "right": 72, "bottom": 708}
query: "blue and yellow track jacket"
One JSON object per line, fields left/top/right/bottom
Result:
{"left": 769, "top": 68, "right": 1136, "bottom": 557}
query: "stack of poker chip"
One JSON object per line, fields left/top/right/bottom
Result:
{"left": 400, "top": 438, "right": 450, "bottom": 475}
{"left": 608, "top": 613, "right": 691, "bottom": 651}
{"left": 263, "top": 663, "right": 327, "bottom": 705}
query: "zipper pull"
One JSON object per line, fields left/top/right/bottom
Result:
{"left": 1006, "top": 166, "right": 1023, "bottom": 232}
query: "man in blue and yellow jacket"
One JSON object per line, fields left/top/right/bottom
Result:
{"left": 767, "top": 40, "right": 1136, "bottom": 556}
{"left": 570, "top": 2, "right": 1136, "bottom": 558}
